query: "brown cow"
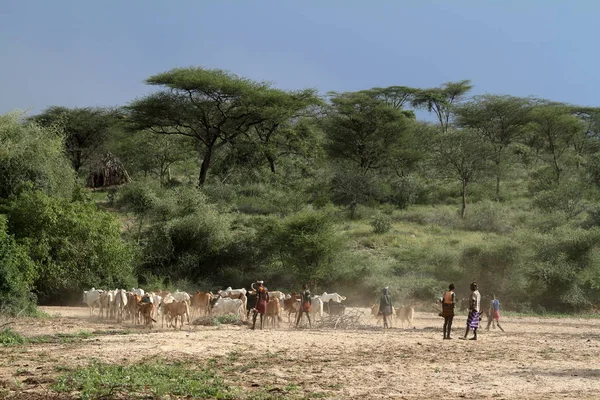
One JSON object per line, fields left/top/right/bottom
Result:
{"left": 265, "top": 298, "right": 282, "bottom": 328}
{"left": 283, "top": 293, "right": 301, "bottom": 325}
{"left": 161, "top": 300, "right": 190, "bottom": 329}
{"left": 138, "top": 302, "right": 156, "bottom": 328}
{"left": 397, "top": 305, "right": 414, "bottom": 328}
{"left": 190, "top": 291, "right": 213, "bottom": 318}
{"left": 127, "top": 293, "right": 142, "bottom": 324}
{"left": 371, "top": 304, "right": 396, "bottom": 327}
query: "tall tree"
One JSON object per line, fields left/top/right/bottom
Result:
{"left": 434, "top": 129, "right": 491, "bottom": 218}
{"left": 30, "top": 106, "right": 119, "bottom": 172}
{"left": 245, "top": 89, "right": 321, "bottom": 173}
{"left": 127, "top": 67, "right": 304, "bottom": 186}
{"left": 528, "top": 105, "right": 584, "bottom": 185}
{"left": 411, "top": 80, "right": 473, "bottom": 133}
{"left": 323, "top": 91, "right": 409, "bottom": 173}
{"left": 362, "top": 86, "right": 417, "bottom": 118}
{"left": 454, "top": 95, "right": 534, "bottom": 199}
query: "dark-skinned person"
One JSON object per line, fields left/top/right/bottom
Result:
{"left": 379, "top": 287, "right": 393, "bottom": 329}
{"left": 460, "top": 282, "right": 481, "bottom": 341}
{"left": 439, "top": 283, "right": 456, "bottom": 339}
{"left": 486, "top": 293, "right": 505, "bottom": 332}
{"left": 251, "top": 280, "right": 269, "bottom": 330}
{"left": 295, "top": 284, "right": 312, "bottom": 328}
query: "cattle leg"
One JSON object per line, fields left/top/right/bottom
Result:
{"left": 251, "top": 311, "right": 258, "bottom": 330}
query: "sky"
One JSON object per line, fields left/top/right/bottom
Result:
{"left": 0, "top": 0, "right": 598, "bottom": 116}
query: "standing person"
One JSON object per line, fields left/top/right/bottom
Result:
{"left": 486, "top": 294, "right": 505, "bottom": 332}
{"left": 461, "top": 282, "right": 481, "bottom": 340}
{"left": 295, "top": 284, "right": 312, "bottom": 328}
{"left": 379, "top": 287, "right": 393, "bottom": 329}
{"left": 440, "top": 284, "right": 456, "bottom": 339}
{"left": 251, "top": 280, "right": 269, "bottom": 330}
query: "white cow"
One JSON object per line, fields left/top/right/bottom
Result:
{"left": 151, "top": 293, "right": 163, "bottom": 319}
{"left": 310, "top": 296, "right": 324, "bottom": 321}
{"left": 99, "top": 290, "right": 115, "bottom": 319}
{"left": 132, "top": 288, "right": 145, "bottom": 297}
{"left": 83, "top": 288, "right": 102, "bottom": 317}
{"left": 269, "top": 291, "right": 286, "bottom": 303}
{"left": 218, "top": 287, "right": 247, "bottom": 298}
{"left": 114, "top": 289, "right": 128, "bottom": 322}
{"left": 211, "top": 298, "right": 245, "bottom": 319}
{"left": 320, "top": 292, "right": 346, "bottom": 303}
{"left": 172, "top": 290, "right": 191, "bottom": 305}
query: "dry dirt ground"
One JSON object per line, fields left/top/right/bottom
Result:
{"left": 1, "top": 306, "right": 600, "bottom": 399}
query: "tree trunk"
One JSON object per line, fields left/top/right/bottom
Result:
{"left": 461, "top": 178, "right": 468, "bottom": 218}
{"left": 198, "top": 146, "right": 213, "bottom": 187}
{"left": 495, "top": 173, "right": 501, "bottom": 201}
{"left": 266, "top": 155, "right": 276, "bottom": 174}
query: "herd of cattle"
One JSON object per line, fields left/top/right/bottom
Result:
{"left": 81, "top": 287, "right": 415, "bottom": 329}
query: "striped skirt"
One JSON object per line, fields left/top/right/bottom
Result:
{"left": 466, "top": 311, "right": 480, "bottom": 329}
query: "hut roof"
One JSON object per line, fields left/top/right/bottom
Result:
{"left": 87, "top": 152, "right": 131, "bottom": 188}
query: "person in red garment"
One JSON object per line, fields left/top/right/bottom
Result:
{"left": 251, "top": 280, "right": 269, "bottom": 330}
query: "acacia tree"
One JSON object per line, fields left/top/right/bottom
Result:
{"left": 246, "top": 89, "right": 321, "bottom": 173}
{"left": 362, "top": 86, "right": 417, "bottom": 118}
{"left": 454, "top": 95, "right": 534, "bottom": 199}
{"left": 127, "top": 67, "right": 306, "bottom": 186}
{"left": 30, "top": 106, "right": 120, "bottom": 172}
{"left": 411, "top": 80, "right": 473, "bottom": 133}
{"left": 323, "top": 91, "right": 409, "bottom": 173}
{"left": 528, "top": 105, "right": 584, "bottom": 185}
{"left": 435, "top": 129, "right": 491, "bottom": 218}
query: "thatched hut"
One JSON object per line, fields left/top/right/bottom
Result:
{"left": 87, "top": 152, "right": 131, "bottom": 188}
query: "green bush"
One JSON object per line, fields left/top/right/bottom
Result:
{"left": 0, "top": 215, "right": 37, "bottom": 315}
{"left": 370, "top": 213, "right": 392, "bottom": 234}
{"left": 0, "top": 328, "right": 26, "bottom": 346}
{"left": 0, "top": 111, "right": 75, "bottom": 199}
{"left": 6, "top": 190, "right": 136, "bottom": 301}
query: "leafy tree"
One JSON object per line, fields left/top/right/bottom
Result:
{"left": 411, "top": 80, "right": 473, "bottom": 133}
{"left": 0, "top": 215, "right": 37, "bottom": 314}
{"left": 6, "top": 190, "right": 136, "bottom": 302}
{"left": 527, "top": 105, "right": 584, "bottom": 185}
{"left": 323, "top": 91, "right": 409, "bottom": 173}
{"left": 0, "top": 112, "right": 75, "bottom": 199}
{"left": 256, "top": 210, "right": 344, "bottom": 283}
{"left": 454, "top": 95, "right": 534, "bottom": 199}
{"left": 118, "top": 183, "right": 159, "bottom": 243}
{"left": 434, "top": 129, "right": 491, "bottom": 217}
{"left": 114, "top": 131, "right": 195, "bottom": 185}
{"left": 362, "top": 86, "right": 417, "bottom": 118}
{"left": 245, "top": 90, "right": 321, "bottom": 174}
{"left": 127, "top": 67, "right": 310, "bottom": 186}
{"left": 30, "top": 106, "right": 121, "bottom": 172}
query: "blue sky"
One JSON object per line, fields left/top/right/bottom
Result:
{"left": 0, "top": 0, "right": 598, "bottom": 116}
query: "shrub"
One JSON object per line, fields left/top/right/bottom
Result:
{"left": 463, "top": 200, "right": 511, "bottom": 233}
{"left": 370, "top": 213, "right": 392, "bottom": 234}
{"left": 0, "top": 215, "right": 37, "bottom": 315}
{"left": 0, "top": 112, "right": 75, "bottom": 200}
{"left": 6, "top": 190, "right": 136, "bottom": 302}
{"left": 0, "top": 328, "right": 26, "bottom": 346}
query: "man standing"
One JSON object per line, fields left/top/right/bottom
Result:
{"left": 379, "top": 287, "right": 393, "bottom": 329}
{"left": 461, "top": 282, "right": 481, "bottom": 340}
{"left": 251, "top": 280, "right": 269, "bottom": 330}
{"left": 440, "top": 284, "right": 456, "bottom": 339}
{"left": 486, "top": 294, "right": 505, "bottom": 332}
{"left": 295, "top": 284, "right": 312, "bottom": 328}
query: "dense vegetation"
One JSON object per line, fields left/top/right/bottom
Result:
{"left": 2, "top": 67, "right": 600, "bottom": 314}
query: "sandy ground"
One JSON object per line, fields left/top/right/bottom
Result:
{"left": 1, "top": 306, "right": 600, "bottom": 399}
